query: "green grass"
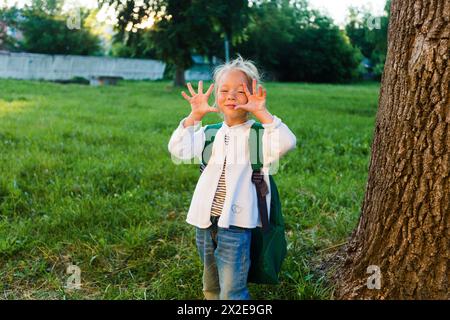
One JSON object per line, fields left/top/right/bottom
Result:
{"left": 0, "top": 79, "right": 379, "bottom": 299}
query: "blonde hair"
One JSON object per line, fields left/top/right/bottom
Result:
{"left": 212, "top": 55, "right": 262, "bottom": 117}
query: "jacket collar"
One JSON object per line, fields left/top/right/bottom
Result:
{"left": 222, "top": 119, "right": 255, "bottom": 130}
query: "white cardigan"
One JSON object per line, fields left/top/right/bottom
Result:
{"left": 168, "top": 115, "right": 297, "bottom": 229}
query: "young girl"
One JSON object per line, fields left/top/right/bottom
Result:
{"left": 168, "top": 56, "right": 296, "bottom": 300}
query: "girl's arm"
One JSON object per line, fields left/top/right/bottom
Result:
{"left": 168, "top": 118, "right": 205, "bottom": 160}
{"left": 261, "top": 115, "right": 297, "bottom": 168}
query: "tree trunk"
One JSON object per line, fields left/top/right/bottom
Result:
{"left": 333, "top": 0, "right": 449, "bottom": 299}
{"left": 174, "top": 66, "right": 186, "bottom": 87}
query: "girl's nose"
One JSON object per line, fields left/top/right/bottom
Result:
{"left": 226, "top": 92, "right": 237, "bottom": 100}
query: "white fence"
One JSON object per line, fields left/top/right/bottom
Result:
{"left": 0, "top": 51, "right": 166, "bottom": 81}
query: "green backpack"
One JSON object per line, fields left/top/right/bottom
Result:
{"left": 200, "top": 122, "right": 287, "bottom": 285}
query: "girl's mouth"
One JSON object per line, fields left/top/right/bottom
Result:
{"left": 225, "top": 104, "right": 237, "bottom": 109}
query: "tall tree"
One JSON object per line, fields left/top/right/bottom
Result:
{"left": 144, "top": 0, "right": 220, "bottom": 86}
{"left": 332, "top": 0, "right": 449, "bottom": 299}
{"left": 207, "top": 0, "right": 250, "bottom": 62}
{"left": 101, "top": 0, "right": 249, "bottom": 86}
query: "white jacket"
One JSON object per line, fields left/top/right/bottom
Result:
{"left": 168, "top": 115, "right": 297, "bottom": 229}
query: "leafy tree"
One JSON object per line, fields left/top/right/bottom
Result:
{"left": 100, "top": 0, "right": 250, "bottom": 86}
{"left": 19, "top": 10, "right": 102, "bottom": 55}
{"left": 1, "top": 0, "right": 101, "bottom": 55}
{"left": 144, "top": 0, "right": 218, "bottom": 86}
{"left": 235, "top": 0, "right": 297, "bottom": 80}
{"left": 345, "top": 0, "right": 390, "bottom": 79}
{"left": 206, "top": 0, "right": 250, "bottom": 61}
{"left": 0, "top": 6, "right": 21, "bottom": 51}
{"left": 237, "top": 0, "right": 361, "bottom": 82}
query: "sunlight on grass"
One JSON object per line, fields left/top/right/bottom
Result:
{"left": 0, "top": 99, "right": 33, "bottom": 117}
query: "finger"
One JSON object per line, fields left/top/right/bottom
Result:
{"left": 187, "top": 82, "right": 196, "bottom": 96}
{"left": 252, "top": 79, "right": 257, "bottom": 95}
{"left": 243, "top": 83, "right": 251, "bottom": 97}
{"left": 181, "top": 91, "right": 191, "bottom": 102}
{"left": 205, "top": 83, "right": 214, "bottom": 97}
{"left": 198, "top": 80, "right": 203, "bottom": 94}
{"left": 263, "top": 89, "right": 267, "bottom": 99}
{"left": 234, "top": 105, "right": 245, "bottom": 110}
{"left": 258, "top": 85, "right": 263, "bottom": 97}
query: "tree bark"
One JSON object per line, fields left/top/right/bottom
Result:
{"left": 333, "top": 0, "right": 449, "bottom": 299}
{"left": 174, "top": 66, "right": 186, "bottom": 87}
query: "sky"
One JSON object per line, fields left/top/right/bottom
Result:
{"left": 4, "top": 0, "right": 388, "bottom": 26}
{"left": 308, "top": 0, "right": 387, "bottom": 25}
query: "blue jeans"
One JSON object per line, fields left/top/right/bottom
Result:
{"left": 195, "top": 223, "right": 252, "bottom": 300}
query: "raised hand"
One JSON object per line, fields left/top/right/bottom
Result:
{"left": 181, "top": 81, "right": 217, "bottom": 121}
{"left": 234, "top": 79, "right": 267, "bottom": 114}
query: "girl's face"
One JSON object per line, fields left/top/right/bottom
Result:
{"left": 217, "top": 70, "right": 251, "bottom": 122}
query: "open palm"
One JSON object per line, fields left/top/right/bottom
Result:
{"left": 181, "top": 81, "right": 217, "bottom": 118}
{"left": 234, "top": 79, "right": 267, "bottom": 114}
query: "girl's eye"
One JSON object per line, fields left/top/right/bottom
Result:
{"left": 221, "top": 90, "right": 228, "bottom": 93}
{"left": 238, "top": 91, "right": 245, "bottom": 94}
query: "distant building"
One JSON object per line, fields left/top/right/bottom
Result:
{"left": 185, "top": 55, "right": 222, "bottom": 81}
{"left": 0, "top": 12, "right": 24, "bottom": 51}
{"left": 6, "top": 25, "right": 23, "bottom": 42}
{"left": 360, "top": 57, "right": 375, "bottom": 80}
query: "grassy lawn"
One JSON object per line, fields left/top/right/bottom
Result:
{"left": 0, "top": 79, "right": 379, "bottom": 299}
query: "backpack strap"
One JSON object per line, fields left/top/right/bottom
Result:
{"left": 250, "top": 122, "right": 270, "bottom": 233}
{"left": 249, "top": 122, "right": 264, "bottom": 171}
{"left": 200, "top": 123, "right": 222, "bottom": 172}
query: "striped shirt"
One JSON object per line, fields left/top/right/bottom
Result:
{"left": 211, "top": 134, "right": 229, "bottom": 217}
